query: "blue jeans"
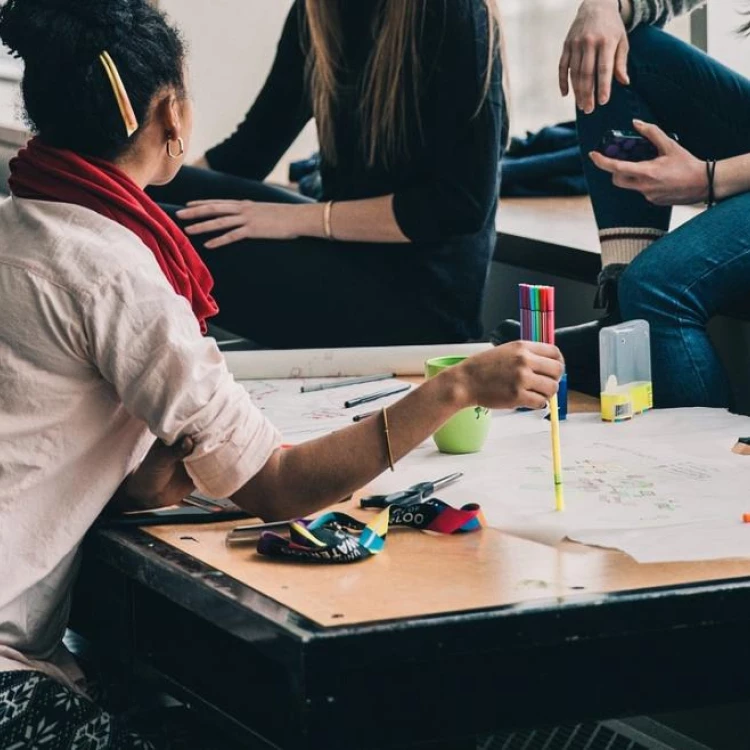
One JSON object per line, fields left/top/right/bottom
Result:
{"left": 577, "top": 26, "right": 750, "bottom": 408}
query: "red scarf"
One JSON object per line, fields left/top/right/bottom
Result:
{"left": 9, "top": 138, "right": 218, "bottom": 333}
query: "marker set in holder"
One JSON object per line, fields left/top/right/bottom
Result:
{"left": 519, "top": 284, "right": 567, "bottom": 419}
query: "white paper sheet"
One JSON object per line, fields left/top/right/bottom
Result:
{"left": 363, "top": 408, "right": 750, "bottom": 563}
{"left": 225, "top": 343, "right": 491, "bottom": 380}
{"left": 231, "top": 361, "right": 750, "bottom": 562}
{"left": 240, "top": 377, "right": 412, "bottom": 443}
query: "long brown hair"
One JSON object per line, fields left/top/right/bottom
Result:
{"left": 304, "top": 0, "right": 504, "bottom": 170}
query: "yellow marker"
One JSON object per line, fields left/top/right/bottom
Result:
{"left": 549, "top": 394, "right": 565, "bottom": 512}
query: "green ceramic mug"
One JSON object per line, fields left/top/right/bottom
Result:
{"left": 425, "top": 356, "right": 491, "bottom": 454}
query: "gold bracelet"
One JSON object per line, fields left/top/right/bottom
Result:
{"left": 323, "top": 200, "right": 335, "bottom": 240}
{"left": 382, "top": 407, "right": 395, "bottom": 472}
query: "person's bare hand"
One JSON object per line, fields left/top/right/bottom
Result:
{"left": 589, "top": 120, "right": 706, "bottom": 205}
{"left": 559, "top": 0, "right": 630, "bottom": 113}
{"left": 177, "top": 200, "right": 298, "bottom": 247}
{"left": 110, "top": 437, "right": 195, "bottom": 512}
{"left": 458, "top": 341, "right": 565, "bottom": 411}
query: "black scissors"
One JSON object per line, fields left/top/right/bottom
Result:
{"left": 359, "top": 472, "right": 463, "bottom": 509}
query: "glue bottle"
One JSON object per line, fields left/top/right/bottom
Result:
{"left": 599, "top": 319, "right": 653, "bottom": 422}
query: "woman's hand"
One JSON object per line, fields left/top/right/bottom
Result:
{"left": 559, "top": 0, "right": 630, "bottom": 113}
{"left": 457, "top": 341, "right": 565, "bottom": 411}
{"left": 177, "top": 200, "right": 305, "bottom": 248}
{"left": 589, "top": 120, "right": 707, "bottom": 205}
{"left": 109, "top": 437, "right": 195, "bottom": 513}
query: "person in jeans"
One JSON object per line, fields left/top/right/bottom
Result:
{"left": 0, "top": 0, "right": 563, "bottom": 746}
{"left": 149, "top": 0, "right": 507, "bottom": 350}
{"left": 499, "top": 0, "right": 750, "bottom": 409}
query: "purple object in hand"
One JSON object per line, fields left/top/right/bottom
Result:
{"left": 596, "top": 129, "right": 674, "bottom": 162}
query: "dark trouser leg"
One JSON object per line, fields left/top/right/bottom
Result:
{"left": 154, "top": 169, "right": 467, "bottom": 347}
{"left": 147, "top": 166, "right": 313, "bottom": 206}
{"left": 161, "top": 203, "right": 460, "bottom": 348}
{"left": 532, "top": 26, "right": 750, "bottom": 394}
{"left": 0, "top": 670, "right": 159, "bottom": 749}
{"left": 578, "top": 25, "right": 750, "bottom": 265}
{"left": 619, "top": 191, "right": 750, "bottom": 408}
{"left": 154, "top": 167, "right": 464, "bottom": 349}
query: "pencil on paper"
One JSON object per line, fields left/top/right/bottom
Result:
{"left": 549, "top": 393, "right": 565, "bottom": 512}
{"left": 344, "top": 383, "right": 411, "bottom": 409}
{"left": 300, "top": 373, "right": 394, "bottom": 393}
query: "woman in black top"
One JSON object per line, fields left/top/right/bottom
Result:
{"left": 151, "top": 0, "right": 506, "bottom": 349}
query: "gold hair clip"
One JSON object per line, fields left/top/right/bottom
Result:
{"left": 99, "top": 51, "right": 139, "bottom": 138}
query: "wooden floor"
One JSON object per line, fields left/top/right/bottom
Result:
{"left": 497, "top": 196, "right": 704, "bottom": 254}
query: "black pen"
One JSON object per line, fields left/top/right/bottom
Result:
{"left": 352, "top": 411, "right": 378, "bottom": 422}
{"left": 344, "top": 383, "right": 411, "bottom": 409}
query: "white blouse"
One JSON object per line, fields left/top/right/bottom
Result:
{"left": 0, "top": 197, "right": 280, "bottom": 686}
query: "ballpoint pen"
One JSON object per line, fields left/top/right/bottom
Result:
{"left": 344, "top": 383, "right": 411, "bottom": 409}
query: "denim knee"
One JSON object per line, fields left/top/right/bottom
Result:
{"left": 626, "top": 25, "right": 677, "bottom": 76}
{"left": 618, "top": 261, "right": 651, "bottom": 321}
{"left": 619, "top": 241, "right": 707, "bottom": 329}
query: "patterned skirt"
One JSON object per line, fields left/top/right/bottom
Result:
{"left": 0, "top": 670, "right": 157, "bottom": 750}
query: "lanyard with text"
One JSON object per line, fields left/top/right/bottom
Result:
{"left": 257, "top": 496, "right": 485, "bottom": 564}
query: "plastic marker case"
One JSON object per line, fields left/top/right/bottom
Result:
{"left": 599, "top": 319, "right": 653, "bottom": 422}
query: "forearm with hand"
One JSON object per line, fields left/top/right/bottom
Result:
{"left": 588, "top": 120, "right": 750, "bottom": 206}
{"left": 560, "top": 0, "right": 634, "bottom": 112}
{"left": 108, "top": 437, "right": 195, "bottom": 514}
{"left": 178, "top": 194, "right": 408, "bottom": 248}
{"left": 232, "top": 342, "right": 563, "bottom": 522}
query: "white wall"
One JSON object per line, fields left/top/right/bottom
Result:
{"left": 0, "top": 52, "right": 23, "bottom": 130}
{"left": 159, "top": 0, "right": 317, "bottom": 182}
{"left": 0, "top": 79, "right": 22, "bottom": 130}
{"left": 707, "top": 2, "right": 750, "bottom": 77}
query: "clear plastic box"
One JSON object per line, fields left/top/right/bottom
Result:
{"left": 599, "top": 319, "right": 653, "bottom": 422}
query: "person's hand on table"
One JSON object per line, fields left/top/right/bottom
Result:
{"left": 459, "top": 341, "right": 565, "bottom": 411}
{"left": 177, "top": 200, "right": 302, "bottom": 247}
{"left": 589, "top": 120, "right": 707, "bottom": 205}
{"left": 559, "top": 0, "right": 630, "bottom": 113}
{"left": 109, "top": 437, "right": 195, "bottom": 513}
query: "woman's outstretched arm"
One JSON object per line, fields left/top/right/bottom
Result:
{"left": 233, "top": 341, "right": 564, "bottom": 522}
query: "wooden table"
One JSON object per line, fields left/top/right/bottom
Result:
{"left": 70, "top": 393, "right": 750, "bottom": 749}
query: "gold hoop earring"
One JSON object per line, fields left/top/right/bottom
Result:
{"left": 167, "top": 137, "right": 185, "bottom": 159}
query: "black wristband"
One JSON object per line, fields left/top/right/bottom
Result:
{"left": 705, "top": 159, "right": 717, "bottom": 207}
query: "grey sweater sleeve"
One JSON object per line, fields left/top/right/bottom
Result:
{"left": 628, "top": 0, "right": 706, "bottom": 29}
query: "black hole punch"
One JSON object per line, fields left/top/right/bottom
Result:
{"left": 331, "top": 613, "right": 345, "bottom": 619}
{"left": 180, "top": 536, "right": 198, "bottom": 542}
{"left": 570, "top": 585, "right": 586, "bottom": 591}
